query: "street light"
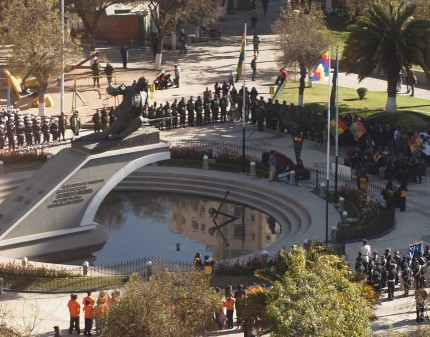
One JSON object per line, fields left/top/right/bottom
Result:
{"left": 60, "top": 0, "right": 65, "bottom": 115}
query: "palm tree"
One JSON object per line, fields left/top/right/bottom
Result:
{"left": 342, "top": 3, "right": 430, "bottom": 112}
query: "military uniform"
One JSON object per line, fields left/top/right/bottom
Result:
{"left": 211, "top": 95, "right": 220, "bottom": 124}
{"left": 100, "top": 109, "right": 109, "bottom": 132}
{"left": 387, "top": 264, "right": 397, "bottom": 300}
{"left": 164, "top": 102, "right": 172, "bottom": 130}
{"left": 33, "top": 120, "right": 42, "bottom": 144}
{"left": 59, "top": 113, "right": 67, "bottom": 141}
{"left": 171, "top": 100, "right": 178, "bottom": 129}
{"left": 187, "top": 97, "right": 195, "bottom": 127}
{"left": 203, "top": 98, "right": 211, "bottom": 125}
{"left": 70, "top": 112, "right": 81, "bottom": 136}
{"left": 220, "top": 94, "right": 229, "bottom": 122}
{"left": 50, "top": 119, "right": 59, "bottom": 142}
{"left": 7, "top": 120, "right": 15, "bottom": 149}
{"left": 92, "top": 111, "right": 102, "bottom": 132}
{"left": 195, "top": 97, "right": 203, "bottom": 126}
{"left": 178, "top": 98, "right": 186, "bottom": 128}
{"left": 16, "top": 121, "right": 25, "bottom": 147}
{"left": 25, "top": 122, "right": 33, "bottom": 146}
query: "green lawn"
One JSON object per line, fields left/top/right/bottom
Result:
{"left": 326, "top": 15, "right": 350, "bottom": 55}
{"left": 277, "top": 82, "right": 430, "bottom": 118}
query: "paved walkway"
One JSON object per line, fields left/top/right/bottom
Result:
{"left": 0, "top": 1, "right": 430, "bottom": 336}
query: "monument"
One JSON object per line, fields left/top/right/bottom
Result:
{"left": 0, "top": 78, "right": 170, "bottom": 262}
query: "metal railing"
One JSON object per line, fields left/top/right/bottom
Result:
{"left": 1, "top": 257, "right": 194, "bottom": 292}
{"left": 301, "top": 167, "right": 384, "bottom": 204}
{"left": 167, "top": 139, "right": 268, "bottom": 165}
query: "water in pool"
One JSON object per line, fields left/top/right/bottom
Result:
{"left": 92, "top": 191, "right": 281, "bottom": 265}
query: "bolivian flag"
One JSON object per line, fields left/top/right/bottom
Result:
{"left": 349, "top": 119, "right": 367, "bottom": 141}
{"left": 330, "top": 117, "right": 348, "bottom": 137}
{"left": 236, "top": 32, "right": 246, "bottom": 81}
{"left": 408, "top": 131, "right": 422, "bottom": 157}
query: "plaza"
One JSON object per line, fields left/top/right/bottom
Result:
{"left": 0, "top": 0, "right": 429, "bottom": 336}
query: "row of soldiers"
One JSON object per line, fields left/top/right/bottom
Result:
{"left": 0, "top": 109, "right": 68, "bottom": 149}
{"left": 133, "top": 88, "right": 326, "bottom": 138}
{"left": 355, "top": 247, "right": 428, "bottom": 302}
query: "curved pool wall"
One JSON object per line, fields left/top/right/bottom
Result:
{"left": 115, "top": 166, "right": 339, "bottom": 260}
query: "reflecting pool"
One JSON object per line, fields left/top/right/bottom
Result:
{"left": 91, "top": 191, "right": 281, "bottom": 266}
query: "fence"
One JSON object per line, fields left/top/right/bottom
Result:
{"left": 167, "top": 139, "right": 268, "bottom": 165}
{"left": 1, "top": 257, "right": 195, "bottom": 292}
{"left": 301, "top": 167, "right": 385, "bottom": 204}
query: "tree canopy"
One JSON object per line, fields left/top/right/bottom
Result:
{"left": 342, "top": 2, "right": 430, "bottom": 112}
{"left": 102, "top": 270, "right": 221, "bottom": 337}
{"left": 245, "top": 247, "right": 374, "bottom": 337}
{"left": 273, "top": 5, "right": 331, "bottom": 106}
{"left": 0, "top": 0, "right": 82, "bottom": 115}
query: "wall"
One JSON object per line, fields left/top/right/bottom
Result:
{"left": 93, "top": 14, "right": 140, "bottom": 45}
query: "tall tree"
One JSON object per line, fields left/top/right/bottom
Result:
{"left": 342, "top": 3, "right": 430, "bottom": 113}
{"left": 273, "top": 6, "right": 331, "bottom": 106}
{"left": 148, "top": 0, "right": 187, "bottom": 70}
{"left": 0, "top": 0, "right": 82, "bottom": 115}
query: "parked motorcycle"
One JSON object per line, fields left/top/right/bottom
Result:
{"left": 154, "top": 73, "right": 174, "bottom": 90}
{"left": 200, "top": 24, "right": 222, "bottom": 40}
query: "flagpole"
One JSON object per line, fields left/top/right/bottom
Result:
{"left": 334, "top": 47, "right": 339, "bottom": 204}
{"left": 60, "top": 0, "right": 65, "bottom": 115}
{"left": 242, "top": 21, "right": 247, "bottom": 174}
{"left": 325, "top": 46, "right": 332, "bottom": 245}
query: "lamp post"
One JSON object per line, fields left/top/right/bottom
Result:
{"left": 60, "top": 0, "right": 65, "bottom": 115}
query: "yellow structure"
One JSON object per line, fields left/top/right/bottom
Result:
{"left": 3, "top": 69, "right": 54, "bottom": 109}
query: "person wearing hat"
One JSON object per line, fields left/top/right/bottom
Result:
{"left": 33, "top": 119, "right": 42, "bottom": 144}
{"left": 16, "top": 120, "right": 25, "bottom": 147}
{"left": 174, "top": 64, "right": 181, "bottom": 88}
{"left": 186, "top": 96, "right": 195, "bottom": 127}
{"left": 387, "top": 264, "right": 397, "bottom": 300}
{"left": 0, "top": 124, "right": 5, "bottom": 149}
{"left": 355, "top": 251, "right": 366, "bottom": 273}
{"left": 91, "top": 59, "right": 101, "bottom": 88}
{"left": 400, "top": 255, "right": 411, "bottom": 296}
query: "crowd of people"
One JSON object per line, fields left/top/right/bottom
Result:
{"left": 0, "top": 108, "right": 70, "bottom": 150}
{"left": 355, "top": 240, "right": 429, "bottom": 323}
{"left": 65, "top": 290, "right": 119, "bottom": 336}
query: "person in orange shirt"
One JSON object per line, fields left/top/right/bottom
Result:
{"left": 83, "top": 299, "right": 94, "bottom": 336}
{"left": 67, "top": 294, "right": 81, "bottom": 335}
{"left": 82, "top": 291, "right": 96, "bottom": 308}
{"left": 94, "top": 293, "right": 109, "bottom": 335}
{"left": 225, "top": 292, "right": 236, "bottom": 329}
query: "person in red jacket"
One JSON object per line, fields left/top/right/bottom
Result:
{"left": 67, "top": 294, "right": 81, "bottom": 334}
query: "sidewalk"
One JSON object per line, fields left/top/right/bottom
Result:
{"left": 0, "top": 0, "right": 429, "bottom": 336}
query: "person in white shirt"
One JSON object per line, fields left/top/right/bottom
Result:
{"left": 359, "top": 239, "right": 372, "bottom": 269}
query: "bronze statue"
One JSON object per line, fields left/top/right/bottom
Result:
{"left": 77, "top": 77, "right": 149, "bottom": 141}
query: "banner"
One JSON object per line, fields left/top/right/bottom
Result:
{"left": 409, "top": 241, "right": 423, "bottom": 261}
{"left": 349, "top": 119, "right": 367, "bottom": 141}
{"left": 330, "top": 117, "right": 348, "bottom": 137}
{"left": 408, "top": 131, "right": 422, "bottom": 157}
{"left": 310, "top": 51, "right": 329, "bottom": 82}
{"left": 236, "top": 32, "right": 246, "bottom": 81}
